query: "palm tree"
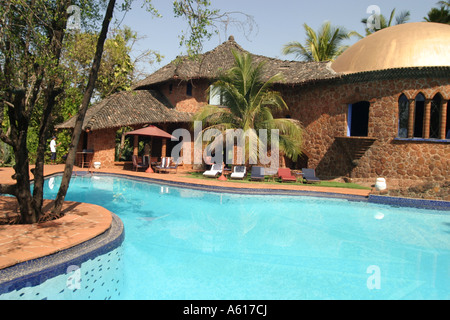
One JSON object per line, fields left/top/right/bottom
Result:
{"left": 193, "top": 51, "right": 303, "bottom": 165}
{"left": 282, "top": 22, "right": 358, "bottom": 62}
{"left": 361, "top": 8, "right": 411, "bottom": 35}
{"left": 424, "top": 1, "right": 450, "bottom": 24}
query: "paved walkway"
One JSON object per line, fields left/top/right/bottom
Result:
{"left": 0, "top": 197, "right": 112, "bottom": 270}
{"left": 0, "top": 165, "right": 371, "bottom": 270}
{"left": 91, "top": 166, "right": 372, "bottom": 197}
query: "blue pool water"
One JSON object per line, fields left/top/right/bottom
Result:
{"left": 3, "top": 174, "right": 450, "bottom": 299}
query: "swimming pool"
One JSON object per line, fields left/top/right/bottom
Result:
{"left": 1, "top": 174, "right": 449, "bottom": 299}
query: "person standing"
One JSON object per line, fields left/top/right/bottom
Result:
{"left": 50, "top": 136, "right": 60, "bottom": 164}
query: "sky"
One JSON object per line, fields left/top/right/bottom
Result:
{"left": 112, "top": 0, "right": 440, "bottom": 77}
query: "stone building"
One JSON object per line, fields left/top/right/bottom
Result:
{"left": 58, "top": 22, "right": 450, "bottom": 185}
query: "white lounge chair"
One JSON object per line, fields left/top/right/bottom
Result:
{"left": 230, "top": 166, "right": 246, "bottom": 179}
{"left": 155, "top": 157, "right": 171, "bottom": 173}
{"left": 203, "top": 163, "right": 223, "bottom": 178}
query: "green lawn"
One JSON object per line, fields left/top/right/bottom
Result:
{"left": 184, "top": 172, "right": 371, "bottom": 190}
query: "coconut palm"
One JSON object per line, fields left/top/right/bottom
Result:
{"left": 193, "top": 50, "right": 303, "bottom": 164}
{"left": 282, "top": 22, "right": 358, "bottom": 62}
{"left": 424, "top": 2, "right": 450, "bottom": 24}
{"left": 361, "top": 8, "right": 411, "bottom": 35}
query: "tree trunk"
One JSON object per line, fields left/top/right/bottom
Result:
{"left": 11, "top": 93, "right": 36, "bottom": 223}
{"left": 118, "top": 127, "right": 127, "bottom": 160}
{"left": 32, "top": 88, "right": 61, "bottom": 220}
{"left": 52, "top": 0, "right": 117, "bottom": 216}
{"left": 32, "top": 5, "right": 68, "bottom": 220}
{"left": 0, "top": 0, "right": 73, "bottom": 224}
{"left": 14, "top": 133, "right": 37, "bottom": 224}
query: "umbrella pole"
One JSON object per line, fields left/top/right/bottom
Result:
{"left": 133, "top": 136, "right": 139, "bottom": 157}
{"left": 218, "top": 162, "right": 227, "bottom": 181}
{"left": 146, "top": 137, "right": 154, "bottom": 173}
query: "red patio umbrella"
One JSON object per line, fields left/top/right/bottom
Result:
{"left": 125, "top": 125, "right": 177, "bottom": 140}
{"left": 126, "top": 125, "right": 178, "bottom": 172}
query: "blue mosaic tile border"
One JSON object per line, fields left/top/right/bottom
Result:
{"left": 368, "top": 195, "right": 450, "bottom": 211}
{"left": 0, "top": 213, "right": 125, "bottom": 295}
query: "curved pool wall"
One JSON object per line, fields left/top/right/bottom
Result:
{"left": 0, "top": 172, "right": 448, "bottom": 300}
{"left": 368, "top": 194, "right": 450, "bottom": 211}
{"left": 0, "top": 213, "right": 125, "bottom": 300}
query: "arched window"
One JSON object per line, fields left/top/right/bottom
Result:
{"left": 398, "top": 94, "right": 409, "bottom": 138}
{"left": 186, "top": 82, "right": 193, "bottom": 96}
{"left": 430, "top": 94, "right": 442, "bottom": 139}
{"left": 414, "top": 93, "right": 425, "bottom": 138}
{"left": 347, "top": 101, "right": 370, "bottom": 137}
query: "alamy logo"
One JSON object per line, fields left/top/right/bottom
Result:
{"left": 366, "top": 265, "right": 381, "bottom": 290}
{"left": 170, "top": 121, "right": 280, "bottom": 168}
{"left": 366, "top": 5, "right": 381, "bottom": 32}
{"left": 66, "top": 265, "right": 81, "bottom": 290}
{"left": 67, "top": 5, "right": 81, "bottom": 33}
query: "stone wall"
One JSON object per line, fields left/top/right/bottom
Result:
{"left": 86, "top": 123, "right": 195, "bottom": 169}
{"left": 90, "top": 128, "right": 116, "bottom": 168}
{"left": 157, "top": 80, "right": 209, "bottom": 113}
{"left": 83, "top": 76, "right": 449, "bottom": 185}
{"left": 155, "top": 77, "right": 450, "bottom": 183}
{"left": 279, "top": 77, "right": 450, "bottom": 183}
{"left": 372, "top": 181, "right": 450, "bottom": 201}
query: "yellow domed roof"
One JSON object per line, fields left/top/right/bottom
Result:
{"left": 331, "top": 22, "right": 450, "bottom": 74}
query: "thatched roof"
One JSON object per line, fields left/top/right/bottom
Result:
{"left": 133, "top": 36, "right": 340, "bottom": 89}
{"left": 59, "top": 36, "right": 449, "bottom": 133}
{"left": 57, "top": 90, "right": 192, "bottom": 131}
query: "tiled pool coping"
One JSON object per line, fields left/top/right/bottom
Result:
{"left": 0, "top": 213, "right": 124, "bottom": 295}
{"left": 369, "top": 195, "right": 450, "bottom": 211}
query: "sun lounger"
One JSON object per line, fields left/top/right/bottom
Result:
{"left": 132, "top": 155, "right": 148, "bottom": 171}
{"left": 302, "top": 168, "right": 321, "bottom": 183}
{"left": 203, "top": 163, "right": 223, "bottom": 177}
{"left": 155, "top": 157, "right": 171, "bottom": 173}
{"left": 166, "top": 158, "right": 181, "bottom": 174}
{"left": 250, "top": 166, "right": 265, "bottom": 181}
{"left": 230, "top": 166, "right": 246, "bottom": 179}
{"left": 139, "top": 155, "right": 150, "bottom": 170}
{"left": 277, "top": 168, "right": 297, "bottom": 182}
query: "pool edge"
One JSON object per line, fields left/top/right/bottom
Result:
{"left": 92, "top": 171, "right": 371, "bottom": 202}
{"left": 67, "top": 172, "right": 450, "bottom": 211}
{"left": 0, "top": 213, "right": 125, "bottom": 295}
{"left": 87, "top": 172, "right": 450, "bottom": 210}
{"left": 368, "top": 194, "right": 450, "bottom": 211}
